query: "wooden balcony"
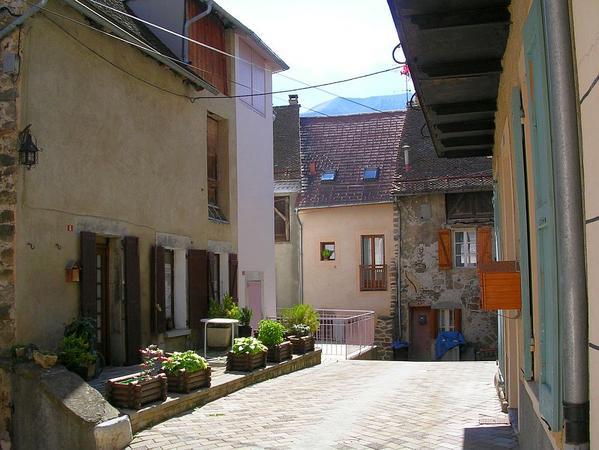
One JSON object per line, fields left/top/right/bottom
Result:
{"left": 360, "top": 265, "right": 387, "bottom": 291}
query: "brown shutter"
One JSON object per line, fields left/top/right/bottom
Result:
{"left": 80, "top": 231, "right": 97, "bottom": 319}
{"left": 438, "top": 229, "right": 452, "bottom": 270}
{"left": 188, "top": 249, "right": 209, "bottom": 329}
{"left": 229, "top": 253, "right": 238, "bottom": 300}
{"left": 476, "top": 227, "right": 493, "bottom": 267}
{"left": 455, "top": 309, "right": 462, "bottom": 333}
{"left": 124, "top": 236, "right": 141, "bottom": 364}
{"left": 430, "top": 309, "right": 439, "bottom": 339}
{"left": 151, "top": 245, "right": 166, "bottom": 334}
{"left": 208, "top": 251, "right": 216, "bottom": 299}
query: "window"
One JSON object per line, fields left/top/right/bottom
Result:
{"left": 363, "top": 168, "right": 379, "bottom": 181}
{"left": 207, "top": 116, "right": 228, "bottom": 222}
{"left": 438, "top": 309, "right": 455, "bottom": 333}
{"left": 321, "top": 169, "right": 337, "bottom": 182}
{"left": 446, "top": 192, "right": 493, "bottom": 222}
{"left": 164, "top": 249, "right": 175, "bottom": 330}
{"left": 238, "top": 39, "right": 266, "bottom": 114}
{"left": 320, "top": 242, "right": 336, "bottom": 261}
{"left": 360, "top": 235, "right": 386, "bottom": 290}
{"left": 454, "top": 229, "right": 477, "bottom": 268}
{"left": 274, "top": 196, "right": 290, "bottom": 242}
{"left": 209, "top": 253, "right": 221, "bottom": 301}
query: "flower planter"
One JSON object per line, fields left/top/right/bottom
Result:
{"left": 106, "top": 373, "right": 167, "bottom": 409}
{"left": 207, "top": 326, "right": 232, "bottom": 349}
{"left": 289, "top": 335, "right": 315, "bottom": 355}
{"left": 267, "top": 341, "right": 292, "bottom": 363}
{"left": 226, "top": 351, "right": 267, "bottom": 372}
{"left": 165, "top": 367, "right": 211, "bottom": 394}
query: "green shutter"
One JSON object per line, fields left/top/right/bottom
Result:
{"left": 511, "top": 88, "right": 533, "bottom": 381}
{"left": 524, "top": 0, "right": 561, "bottom": 430}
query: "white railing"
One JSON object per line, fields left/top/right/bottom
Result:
{"left": 315, "top": 309, "right": 375, "bottom": 360}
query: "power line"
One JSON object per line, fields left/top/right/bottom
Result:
{"left": 76, "top": 0, "right": 403, "bottom": 111}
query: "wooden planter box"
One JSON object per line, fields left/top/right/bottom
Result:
{"left": 289, "top": 335, "right": 315, "bottom": 354}
{"left": 267, "top": 341, "right": 292, "bottom": 363}
{"left": 165, "top": 367, "right": 211, "bottom": 394}
{"left": 106, "top": 373, "right": 167, "bottom": 409}
{"left": 226, "top": 351, "right": 267, "bottom": 372}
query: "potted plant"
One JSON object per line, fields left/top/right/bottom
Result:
{"left": 33, "top": 350, "right": 58, "bottom": 369}
{"left": 281, "top": 304, "right": 320, "bottom": 336}
{"left": 161, "top": 350, "right": 211, "bottom": 394}
{"left": 238, "top": 307, "right": 253, "bottom": 337}
{"left": 207, "top": 294, "right": 242, "bottom": 349}
{"left": 106, "top": 345, "right": 168, "bottom": 409}
{"left": 58, "top": 334, "right": 97, "bottom": 380}
{"left": 257, "top": 320, "right": 292, "bottom": 363}
{"left": 226, "top": 337, "right": 267, "bottom": 371}
{"left": 288, "top": 324, "right": 315, "bottom": 354}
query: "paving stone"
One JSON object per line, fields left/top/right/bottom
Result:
{"left": 128, "top": 361, "right": 518, "bottom": 449}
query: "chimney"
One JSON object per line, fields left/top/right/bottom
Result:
{"left": 288, "top": 94, "right": 299, "bottom": 105}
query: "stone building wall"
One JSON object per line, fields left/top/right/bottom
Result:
{"left": 394, "top": 193, "right": 497, "bottom": 359}
{"left": 0, "top": 3, "right": 23, "bottom": 448}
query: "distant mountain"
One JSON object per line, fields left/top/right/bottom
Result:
{"left": 301, "top": 94, "right": 410, "bottom": 117}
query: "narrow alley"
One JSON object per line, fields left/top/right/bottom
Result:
{"left": 128, "top": 361, "right": 518, "bottom": 450}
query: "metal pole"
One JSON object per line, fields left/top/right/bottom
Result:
{"left": 542, "top": 1, "right": 589, "bottom": 446}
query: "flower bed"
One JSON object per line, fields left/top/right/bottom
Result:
{"left": 162, "top": 351, "right": 211, "bottom": 393}
{"left": 227, "top": 337, "right": 267, "bottom": 372}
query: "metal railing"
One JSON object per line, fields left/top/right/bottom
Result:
{"left": 360, "top": 264, "right": 387, "bottom": 291}
{"left": 314, "top": 309, "right": 375, "bottom": 360}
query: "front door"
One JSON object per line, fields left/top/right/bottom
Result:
{"left": 95, "top": 241, "right": 110, "bottom": 363}
{"left": 409, "top": 306, "right": 434, "bottom": 361}
{"left": 246, "top": 281, "right": 263, "bottom": 330}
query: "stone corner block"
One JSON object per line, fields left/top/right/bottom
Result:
{"left": 93, "top": 416, "right": 132, "bottom": 450}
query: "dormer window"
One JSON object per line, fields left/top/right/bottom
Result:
{"left": 363, "top": 168, "right": 379, "bottom": 181}
{"left": 321, "top": 170, "right": 337, "bottom": 181}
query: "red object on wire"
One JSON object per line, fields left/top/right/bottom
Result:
{"left": 400, "top": 64, "right": 410, "bottom": 76}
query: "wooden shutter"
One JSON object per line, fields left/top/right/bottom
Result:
{"left": 438, "top": 229, "right": 452, "bottom": 270}
{"left": 476, "top": 227, "right": 493, "bottom": 267}
{"left": 80, "top": 231, "right": 97, "bottom": 319}
{"left": 207, "top": 251, "right": 216, "bottom": 299}
{"left": 151, "top": 245, "right": 166, "bottom": 334}
{"left": 455, "top": 309, "right": 462, "bottom": 333}
{"left": 228, "top": 253, "right": 238, "bottom": 300}
{"left": 188, "top": 249, "right": 209, "bottom": 329}
{"left": 124, "top": 236, "right": 141, "bottom": 364}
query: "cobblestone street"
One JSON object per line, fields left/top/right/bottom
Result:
{"left": 128, "top": 361, "right": 518, "bottom": 449}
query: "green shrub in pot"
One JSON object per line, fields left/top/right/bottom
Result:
{"left": 162, "top": 351, "right": 208, "bottom": 374}
{"left": 257, "top": 320, "right": 286, "bottom": 347}
{"left": 231, "top": 337, "right": 267, "bottom": 355}
{"left": 281, "top": 304, "right": 320, "bottom": 335}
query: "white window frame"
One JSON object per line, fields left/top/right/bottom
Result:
{"left": 438, "top": 309, "right": 456, "bottom": 333}
{"left": 453, "top": 228, "right": 477, "bottom": 268}
{"left": 165, "top": 247, "right": 189, "bottom": 335}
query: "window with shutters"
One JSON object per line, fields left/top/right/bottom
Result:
{"left": 163, "top": 248, "right": 189, "bottom": 333}
{"left": 454, "top": 229, "right": 477, "bottom": 268}
{"left": 164, "top": 249, "right": 175, "bottom": 330}
{"left": 209, "top": 253, "right": 221, "bottom": 300}
{"left": 207, "top": 115, "right": 228, "bottom": 223}
{"left": 274, "top": 196, "right": 290, "bottom": 242}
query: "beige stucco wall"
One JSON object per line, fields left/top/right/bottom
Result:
{"left": 275, "top": 191, "right": 300, "bottom": 309}
{"left": 14, "top": 2, "right": 238, "bottom": 351}
{"left": 299, "top": 203, "right": 394, "bottom": 317}
{"left": 572, "top": 1, "right": 599, "bottom": 447}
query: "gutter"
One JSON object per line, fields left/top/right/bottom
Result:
{"left": 0, "top": 0, "right": 48, "bottom": 40}
{"left": 183, "top": 0, "right": 212, "bottom": 63}
{"left": 295, "top": 208, "right": 304, "bottom": 304}
{"left": 63, "top": 0, "right": 219, "bottom": 94}
{"left": 543, "top": 2, "right": 589, "bottom": 447}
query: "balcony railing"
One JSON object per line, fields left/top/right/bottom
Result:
{"left": 360, "top": 264, "right": 387, "bottom": 291}
{"left": 315, "top": 309, "right": 375, "bottom": 360}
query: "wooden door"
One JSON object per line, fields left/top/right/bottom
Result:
{"left": 409, "top": 306, "right": 434, "bottom": 361}
{"left": 95, "top": 241, "right": 110, "bottom": 363}
{"left": 246, "top": 281, "right": 262, "bottom": 330}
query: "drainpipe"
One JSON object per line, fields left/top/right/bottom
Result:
{"left": 543, "top": 2, "right": 589, "bottom": 447}
{"left": 183, "top": 0, "right": 212, "bottom": 63}
{"left": 396, "top": 198, "right": 402, "bottom": 340}
{"left": 295, "top": 208, "right": 304, "bottom": 304}
{"left": 0, "top": 0, "right": 48, "bottom": 40}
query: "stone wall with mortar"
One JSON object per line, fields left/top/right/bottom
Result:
{"left": 0, "top": 3, "right": 24, "bottom": 448}
{"left": 394, "top": 194, "right": 497, "bottom": 359}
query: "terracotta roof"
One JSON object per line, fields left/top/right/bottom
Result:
{"left": 395, "top": 108, "right": 493, "bottom": 195}
{"left": 299, "top": 111, "right": 405, "bottom": 208}
{"left": 273, "top": 103, "right": 301, "bottom": 181}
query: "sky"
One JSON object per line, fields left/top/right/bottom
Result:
{"left": 215, "top": 0, "right": 413, "bottom": 112}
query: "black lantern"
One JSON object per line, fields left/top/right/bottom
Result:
{"left": 18, "top": 124, "right": 40, "bottom": 169}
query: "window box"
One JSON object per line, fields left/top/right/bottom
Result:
{"left": 165, "top": 367, "right": 211, "bottom": 394}
{"left": 266, "top": 341, "right": 292, "bottom": 363}
{"left": 479, "top": 261, "right": 521, "bottom": 310}
{"left": 106, "top": 373, "right": 167, "bottom": 410}
{"left": 226, "top": 350, "right": 267, "bottom": 372}
{"left": 288, "top": 335, "right": 315, "bottom": 355}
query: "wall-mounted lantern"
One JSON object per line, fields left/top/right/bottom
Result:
{"left": 66, "top": 263, "right": 80, "bottom": 283}
{"left": 18, "top": 124, "right": 40, "bottom": 169}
